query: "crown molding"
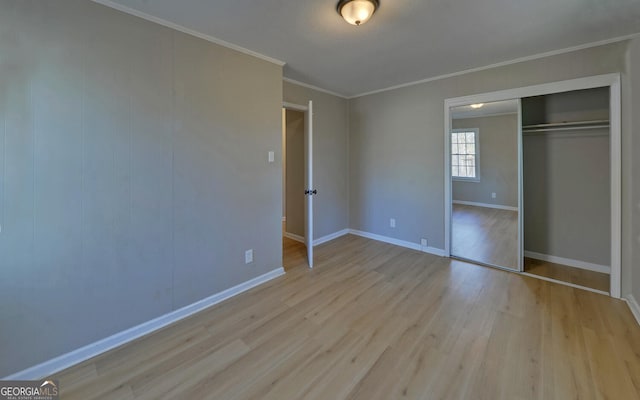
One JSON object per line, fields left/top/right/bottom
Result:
{"left": 88, "top": 1, "right": 638, "bottom": 101}
{"left": 350, "top": 33, "right": 640, "bottom": 99}
{"left": 91, "top": 0, "right": 286, "bottom": 67}
{"left": 283, "top": 77, "right": 348, "bottom": 99}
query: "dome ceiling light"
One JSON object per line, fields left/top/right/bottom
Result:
{"left": 337, "top": 0, "right": 379, "bottom": 26}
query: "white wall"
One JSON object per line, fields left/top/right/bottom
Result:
{"left": 0, "top": 0, "right": 283, "bottom": 376}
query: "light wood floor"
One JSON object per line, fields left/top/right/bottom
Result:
{"left": 54, "top": 234, "right": 640, "bottom": 399}
{"left": 452, "top": 204, "right": 610, "bottom": 292}
{"left": 524, "top": 257, "right": 610, "bottom": 293}
{"left": 283, "top": 236, "right": 306, "bottom": 271}
{"left": 452, "top": 204, "right": 518, "bottom": 269}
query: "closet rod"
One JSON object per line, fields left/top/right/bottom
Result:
{"left": 523, "top": 124, "right": 609, "bottom": 133}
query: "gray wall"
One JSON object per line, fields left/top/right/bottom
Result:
{"left": 452, "top": 114, "right": 518, "bottom": 207}
{"left": 285, "top": 110, "right": 305, "bottom": 236}
{"left": 0, "top": 0, "right": 283, "bottom": 377}
{"left": 523, "top": 133, "right": 610, "bottom": 265}
{"left": 522, "top": 89, "right": 611, "bottom": 266}
{"left": 348, "top": 40, "right": 637, "bottom": 296}
{"left": 522, "top": 87, "right": 610, "bottom": 125}
{"left": 631, "top": 39, "right": 640, "bottom": 302}
{"left": 283, "top": 81, "right": 349, "bottom": 240}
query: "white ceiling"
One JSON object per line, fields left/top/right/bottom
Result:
{"left": 101, "top": 0, "right": 640, "bottom": 98}
{"left": 451, "top": 100, "right": 519, "bottom": 119}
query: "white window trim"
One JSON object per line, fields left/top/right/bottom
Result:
{"left": 451, "top": 128, "right": 480, "bottom": 182}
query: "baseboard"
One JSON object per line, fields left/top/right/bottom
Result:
{"left": 314, "top": 229, "right": 350, "bottom": 246}
{"left": 3, "top": 267, "right": 285, "bottom": 380}
{"left": 283, "top": 232, "right": 304, "bottom": 243}
{"left": 520, "top": 272, "right": 609, "bottom": 296}
{"left": 424, "top": 243, "right": 449, "bottom": 257}
{"left": 624, "top": 295, "right": 640, "bottom": 327}
{"left": 348, "top": 229, "right": 446, "bottom": 257}
{"left": 524, "top": 250, "right": 610, "bottom": 274}
{"left": 284, "top": 229, "right": 350, "bottom": 247}
{"left": 453, "top": 200, "right": 518, "bottom": 211}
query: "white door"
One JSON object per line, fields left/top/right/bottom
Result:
{"left": 304, "top": 100, "right": 314, "bottom": 268}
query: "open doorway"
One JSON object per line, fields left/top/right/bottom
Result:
{"left": 282, "top": 107, "right": 306, "bottom": 270}
{"left": 282, "top": 101, "right": 315, "bottom": 269}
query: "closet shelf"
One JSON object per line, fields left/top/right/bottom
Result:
{"left": 522, "top": 120, "right": 610, "bottom": 134}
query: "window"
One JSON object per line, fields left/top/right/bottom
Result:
{"left": 451, "top": 128, "right": 479, "bottom": 181}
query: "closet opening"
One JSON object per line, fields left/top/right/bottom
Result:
{"left": 444, "top": 74, "right": 621, "bottom": 298}
{"left": 521, "top": 87, "right": 611, "bottom": 293}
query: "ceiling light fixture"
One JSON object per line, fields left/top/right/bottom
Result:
{"left": 337, "top": 0, "right": 379, "bottom": 26}
{"left": 470, "top": 103, "right": 484, "bottom": 109}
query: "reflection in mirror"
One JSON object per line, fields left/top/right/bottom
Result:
{"left": 450, "top": 99, "right": 519, "bottom": 270}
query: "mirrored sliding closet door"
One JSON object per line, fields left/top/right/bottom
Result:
{"left": 449, "top": 99, "right": 521, "bottom": 271}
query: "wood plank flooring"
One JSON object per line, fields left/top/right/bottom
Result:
{"left": 53, "top": 234, "right": 640, "bottom": 399}
{"left": 452, "top": 204, "right": 518, "bottom": 269}
{"left": 452, "top": 204, "right": 609, "bottom": 293}
{"left": 524, "top": 257, "right": 610, "bottom": 293}
{"left": 283, "top": 236, "right": 306, "bottom": 271}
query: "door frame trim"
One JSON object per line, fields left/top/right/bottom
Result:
{"left": 443, "top": 73, "right": 622, "bottom": 298}
{"left": 282, "top": 101, "right": 314, "bottom": 268}
{"left": 283, "top": 102, "right": 309, "bottom": 112}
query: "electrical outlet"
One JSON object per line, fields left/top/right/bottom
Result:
{"left": 421, "top": 238, "right": 428, "bottom": 247}
{"left": 245, "top": 249, "right": 253, "bottom": 264}
{"left": 268, "top": 151, "right": 275, "bottom": 163}
{"left": 491, "top": 192, "right": 497, "bottom": 199}
{"left": 390, "top": 218, "right": 396, "bottom": 228}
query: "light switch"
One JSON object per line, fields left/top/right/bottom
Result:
{"left": 268, "top": 151, "right": 275, "bottom": 163}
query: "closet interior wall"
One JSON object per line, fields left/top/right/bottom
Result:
{"left": 522, "top": 87, "right": 611, "bottom": 271}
